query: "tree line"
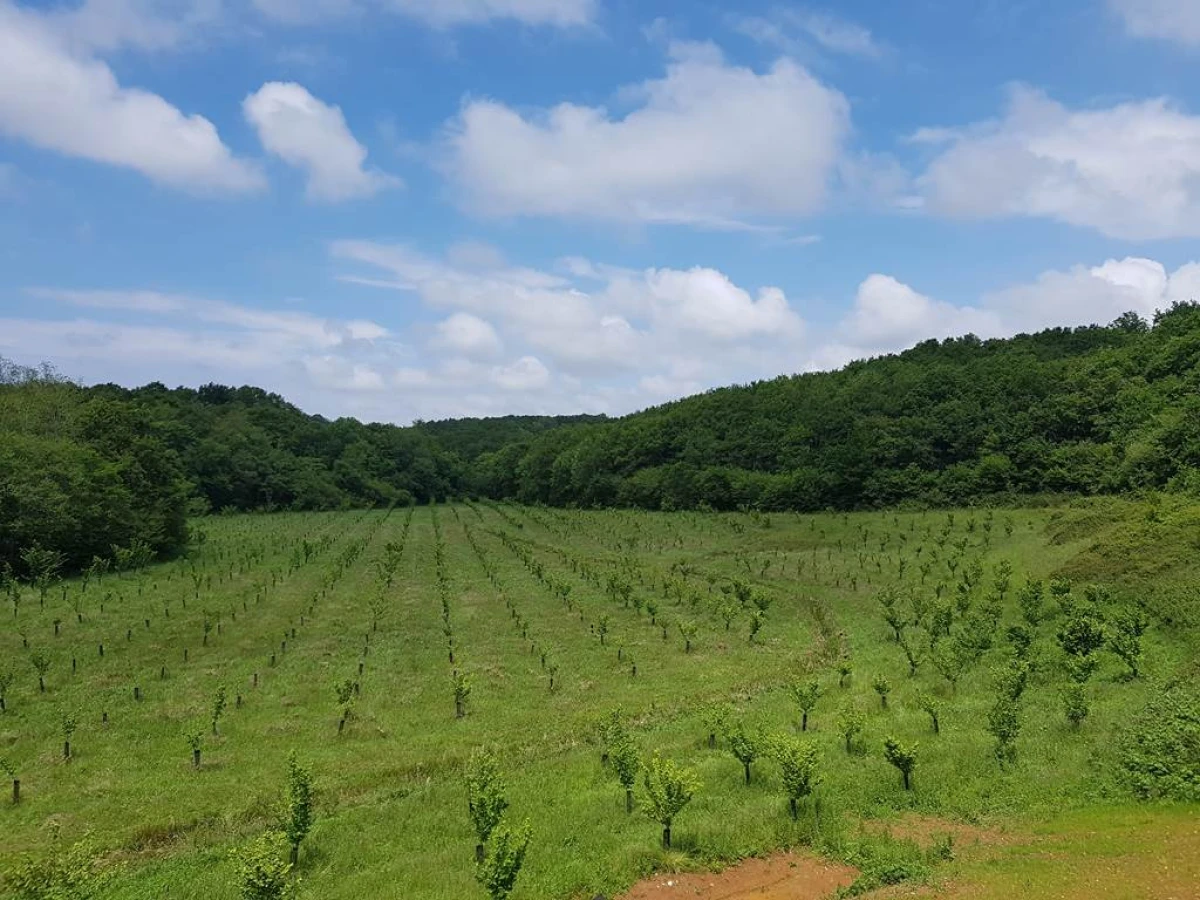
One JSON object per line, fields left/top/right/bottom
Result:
{"left": 466, "top": 305, "right": 1200, "bottom": 510}
{"left": 6, "top": 303, "right": 1200, "bottom": 575}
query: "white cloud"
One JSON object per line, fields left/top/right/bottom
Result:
{"left": 632, "top": 267, "right": 803, "bottom": 341}
{"left": 381, "top": 0, "right": 593, "bottom": 27}
{"left": 0, "top": 2, "right": 261, "bottom": 193}
{"left": 333, "top": 240, "right": 811, "bottom": 415}
{"left": 917, "top": 85, "right": 1200, "bottom": 240}
{"left": 842, "top": 274, "right": 1001, "bottom": 351}
{"left": 244, "top": 82, "right": 399, "bottom": 202}
{"left": 735, "top": 8, "right": 882, "bottom": 59}
{"left": 251, "top": 0, "right": 360, "bottom": 26}
{"left": 836, "top": 258, "right": 1200, "bottom": 365}
{"left": 443, "top": 41, "right": 849, "bottom": 226}
{"left": 250, "top": 0, "right": 593, "bottom": 27}
{"left": 38, "top": 0, "right": 220, "bottom": 53}
{"left": 11, "top": 251, "right": 1200, "bottom": 425}
{"left": 1110, "top": 0, "right": 1200, "bottom": 46}
{"left": 433, "top": 312, "right": 503, "bottom": 357}
{"left": 490, "top": 355, "right": 550, "bottom": 390}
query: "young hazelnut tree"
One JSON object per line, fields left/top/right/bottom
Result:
{"left": 640, "top": 753, "right": 700, "bottom": 850}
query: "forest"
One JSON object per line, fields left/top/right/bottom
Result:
{"left": 4, "top": 303, "right": 1200, "bottom": 576}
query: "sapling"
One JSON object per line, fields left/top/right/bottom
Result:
{"left": 187, "top": 731, "right": 203, "bottom": 768}
{"left": 1, "top": 757, "right": 16, "bottom": 804}
{"left": 609, "top": 729, "right": 641, "bottom": 813}
{"left": 62, "top": 714, "right": 77, "bottom": 760}
{"left": 466, "top": 750, "right": 508, "bottom": 864}
{"left": 986, "top": 694, "right": 1020, "bottom": 765}
{"left": 212, "top": 686, "right": 228, "bottom": 736}
{"left": 725, "top": 720, "right": 761, "bottom": 784}
{"left": 233, "top": 830, "right": 293, "bottom": 900}
{"left": 791, "top": 678, "right": 820, "bottom": 731}
{"left": 773, "top": 734, "right": 821, "bottom": 819}
{"left": 872, "top": 674, "right": 892, "bottom": 709}
{"left": 679, "top": 620, "right": 698, "bottom": 654}
{"left": 453, "top": 670, "right": 473, "bottom": 719}
{"left": 748, "top": 608, "right": 765, "bottom": 643}
{"left": 837, "top": 656, "right": 853, "bottom": 688}
{"left": 281, "top": 752, "right": 313, "bottom": 866}
{"left": 640, "top": 753, "right": 700, "bottom": 850}
{"left": 883, "top": 736, "right": 917, "bottom": 790}
{"left": 1063, "top": 682, "right": 1089, "bottom": 729}
{"left": 898, "top": 633, "right": 923, "bottom": 676}
{"left": 30, "top": 651, "right": 49, "bottom": 693}
{"left": 931, "top": 638, "right": 970, "bottom": 693}
{"left": 334, "top": 679, "right": 355, "bottom": 733}
{"left": 476, "top": 820, "right": 531, "bottom": 900}
{"left": 0, "top": 667, "right": 13, "bottom": 712}
{"left": 1109, "top": 605, "right": 1148, "bottom": 679}
{"left": 8, "top": 830, "right": 110, "bottom": 900}
{"left": 917, "top": 692, "right": 942, "bottom": 734}
{"left": 836, "top": 706, "right": 865, "bottom": 754}
{"left": 703, "top": 703, "right": 729, "bottom": 749}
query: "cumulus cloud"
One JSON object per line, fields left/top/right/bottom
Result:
{"left": 443, "top": 41, "right": 849, "bottom": 227}
{"left": 916, "top": 85, "right": 1200, "bottom": 240}
{"left": 14, "top": 247, "right": 1199, "bottom": 426}
{"left": 244, "top": 82, "right": 399, "bottom": 202}
{"left": 837, "top": 258, "right": 1200, "bottom": 364}
{"left": 841, "top": 274, "right": 1000, "bottom": 350}
{"left": 433, "top": 312, "right": 503, "bottom": 357}
{"left": 0, "top": 2, "right": 262, "bottom": 193}
{"left": 1109, "top": 0, "right": 1200, "bottom": 46}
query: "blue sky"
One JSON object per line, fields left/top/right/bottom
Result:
{"left": 1, "top": 0, "right": 1199, "bottom": 423}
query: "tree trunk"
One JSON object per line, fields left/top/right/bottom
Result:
{"left": 662, "top": 822, "right": 672, "bottom": 850}
{"left": 802, "top": 712, "right": 808, "bottom": 731}
{"left": 475, "top": 843, "right": 484, "bottom": 864}
{"left": 38, "top": 677, "right": 44, "bottom": 693}
{"left": 290, "top": 843, "right": 300, "bottom": 866}
{"left": 625, "top": 789, "right": 633, "bottom": 814}
{"left": 338, "top": 716, "right": 345, "bottom": 735}
{"left": 790, "top": 797, "right": 798, "bottom": 820}
{"left": 455, "top": 699, "right": 464, "bottom": 719}
{"left": 902, "top": 771, "right": 910, "bottom": 790}
{"left": 744, "top": 762, "right": 751, "bottom": 784}
{"left": 11, "top": 779, "right": 18, "bottom": 804}
{"left": 63, "top": 740, "right": 70, "bottom": 760}
{"left": 193, "top": 748, "right": 201, "bottom": 768}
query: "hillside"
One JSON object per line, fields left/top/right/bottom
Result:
{"left": 468, "top": 306, "right": 1200, "bottom": 510}
{"left": 6, "top": 304, "right": 1200, "bottom": 575}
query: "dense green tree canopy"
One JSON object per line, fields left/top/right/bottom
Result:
{"left": 6, "top": 303, "right": 1200, "bottom": 575}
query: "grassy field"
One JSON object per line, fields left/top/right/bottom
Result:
{"left": 0, "top": 500, "right": 1196, "bottom": 898}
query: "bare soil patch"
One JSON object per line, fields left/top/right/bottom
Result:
{"left": 619, "top": 852, "right": 859, "bottom": 900}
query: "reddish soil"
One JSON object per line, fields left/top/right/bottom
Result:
{"left": 619, "top": 852, "right": 859, "bottom": 900}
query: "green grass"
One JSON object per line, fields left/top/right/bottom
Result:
{"left": 0, "top": 500, "right": 1196, "bottom": 898}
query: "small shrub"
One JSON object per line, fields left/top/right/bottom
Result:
{"left": 232, "top": 831, "right": 293, "bottom": 900}
{"left": 475, "top": 820, "right": 530, "bottom": 900}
